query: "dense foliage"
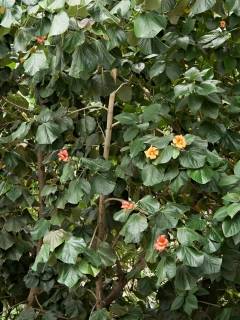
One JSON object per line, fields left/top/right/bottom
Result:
{"left": 1, "top": 0, "right": 240, "bottom": 319}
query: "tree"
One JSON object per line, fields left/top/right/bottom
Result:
{"left": 1, "top": 0, "right": 240, "bottom": 319}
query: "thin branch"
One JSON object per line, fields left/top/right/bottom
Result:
{"left": 198, "top": 300, "right": 221, "bottom": 308}
{"left": 26, "top": 149, "right": 45, "bottom": 308}
{"left": 101, "top": 255, "right": 146, "bottom": 307}
{"left": 1, "top": 97, "right": 32, "bottom": 112}
{"left": 88, "top": 225, "right": 98, "bottom": 248}
{"left": 68, "top": 105, "right": 108, "bottom": 115}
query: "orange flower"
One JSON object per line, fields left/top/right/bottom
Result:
{"left": 172, "top": 135, "right": 187, "bottom": 149}
{"left": 58, "top": 149, "right": 69, "bottom": 162}
{"left": 154, "top": 235, "right": 169, "bottom": 252}
{"left": 36, "top": 36, "right": 46, "bottom": 45}
{"left": 121, "top": 200, "right": 135, "bottom": 210}
{"left": 144, "top": 146, "right": 159, "bottom": 160}
{"left": 220, "top": 20, "right": 226, "bottom": 29}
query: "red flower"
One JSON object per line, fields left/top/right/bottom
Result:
{"left": 220, "top": 20, "right": 226, "bottom": 29}
{"left": 36, "top": 36, "right": 46, "bottom": 45}
{"left": 58, "top": 149, "right": 69, "bottom": 162}
{"left": 154, "top": 235, "right": 169, "bottom": 252}
{"left": 121, "top": 200, "right": 135, "bottom": 210}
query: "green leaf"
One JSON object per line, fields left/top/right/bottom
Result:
{"left": 49, "top": 11, "right": 69, "bottom": 36}
{"left": 179, "top": 151, "right": 206, "bottom": 169}
{"left": 77, "top": 260, "right": 99, "bottom": 277}
{"left": 134, "top": 13, "right": 167, "bottom": 38}
{"left": 213, "top": 206, "right": 231, "bottom": 221}
{"left": 171, "top": 295, "right": 184, "bottom": 311}
{"left": 196, "top": 80, "right": 220, "bottom": 96}
{"left": 39, "top": 0, "right": 65, "bottom": 12}
{"left": 118, "top": 84, "right": 132, "bottom": 102}
{"left": 177, "top": 227, "right": 201, "bottom": 246}
{"left": 142, "top": 103, "right": 165, "bottom": 122}
{"left": 36, "top": 122, "right": 61, "bottom": 144}
{"left": 113, "top": 210, "right": 129, "bottom": 223}
{"left": 149, "top": 61, "right": 166, "bottom": 78}
{"left": 190, "top": 0, "right": 216, "bottom": 15}
{"left": 0, "top": 181, "right": 10, "bottom": 196}
{"left": 157, "top": 203, "right": 187, "bottom": 229}
{"left": 43, "top": 229, "right": 66, "bottom": 251}
{"left": 175, "top": 266, "right": 197, "bottom": 291}
{"left": 41, "top": 185, "right": 57, "bottom": 197}
{"left": 115, "top": 112, "right": 138, "bottom": 125}
{"left": 32, "top": 244, "right": 50, "bottom": 271}
{"left": 188, "top": 167, "right": 213, "bottom": 184}
{"left": 0, "top": 230, "right": 15, "bottom": 250}
{"left": 98, "top": 242, "right": 117, "bottom": 267}
{"left": 111, "top": 0, "right": 131, "bottom": 16}
{"left": 226, "top": 203, "right": 240, "bottom": 219}
{"left": 60, "top": 163, "right": 75, "bottom": 184}
{"left": 89, "top": 309, "right": 110, "bottom": 320}
{"left": 141, "top": 165, "right": 164, "bottom": 186}
{"left": 11, "top": 122, "right": 31, "bottom": 140}
{"left": 222, "top": 216, "right": 240, "bottom": 237}
{"left": 123, "top": 127, "right": 139, "bottom": 142}
{"left": 31, "top": 218, "right": 50, "bottom": 241}
{"left": 198, "top": 30, "right": 231, "bottom": 49}
{"left": 130, "top": 139, "right": 145, "bottom": 158}
{"left": 78, "top": 116, "right": 96, "bottom": 135}
{"left": 177, "top": 246, "right": 204, "bottom": 267}
{"left": 223, "top": 192, "right": 240, "bottom": 203}
{"left": 170, "top": 171, "right": 189, "bottom": 193}
{"left": 154, "top": 146, "right": 179, "bottom": 164}
{"left": 184, "top": 294, "right": 198, "bottom": 316}
{"left": 234, "top": 160, "right": 240, "bottom": 177}
{"left": 18, "top": 308, "right": 36, "bottom": 320}
{"left": 201, "top": 253, "right": 222, "bottom": 274}
{"left": 57, "top": 236, "right": 86, "bottom": 264}
{"left": 81, "top": 158, "right": 111, "bottom": 172}
{"left": 42, "top": 311, "right": 57, "bottom": 320}
{"left": 174, "top": 83, "right": 194, "bottom": 97}
{"left": 6, "top": 185, "right": 22, "bottom": 202}
{"left": 4, "top": 216, "right": 27, "bottom": 232}
{"left": 67, "top": 179, "right": 84, "bottom": 204}
{"left": 216, "top": 308, "right": 232, "bottom": 320}
{"left": 156, "top": 256, "right": 176, "bottom": 286}
{"left": 120, "top": 213, "right": 148, "bottom": 243}
{"left": 57, "top": 264, "right": 82, "bottom": 288}
{"left": 92, "top": 175, "right": 116, "bottom": 195}
{"left": 24, "top": 51, "right": 48, "bottom": 76}
{"left": 137, "top": 195, "right": 160, "bottom": 214}
{"left": 0, "top": 8, "right": 18, "bottom": 28}
{"left": 69, "top": 40, "right": 114, "bottom": 78}
{"left": 143, "top": 134, "right": 173, "bottom": 149}
{"left": 0, "top": 0, "right": 15, "bottom": 8}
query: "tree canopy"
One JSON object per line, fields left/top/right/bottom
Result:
{"left": 1, "top": 0, "right": 240, "bottom": 319}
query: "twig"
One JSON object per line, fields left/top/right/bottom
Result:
{"left": 198, "top": 300, "right": 221, "bottom": 308}
{"left": 88, "top": 225, "right": 98, "bottom": 248}
{"left": 1, "top": 97, "right": 32, "bottom": 112}
{"left": 104, "top": 197, "right": 124, "bottom": 204}
{"left": 34, "top": 295, "right": 43, "bottom": 310}
{"left": 68, "top": 105, "right": 108, "bottom": 115}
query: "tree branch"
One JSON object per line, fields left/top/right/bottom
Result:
{"left": 26, "top": 149, "right": 45, "bottom": 308}
{"left": 96, "top": 78, "right": 117, "bottom": 309}
{"left": 101, "top": 255, "right": 146, "bottom": 307}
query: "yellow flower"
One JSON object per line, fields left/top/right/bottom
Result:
{"left": 172, "top": 135, "right": 187, "bottom": 149}
{"left": 144, "top": 146, "right": 159, "bottom": 160}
